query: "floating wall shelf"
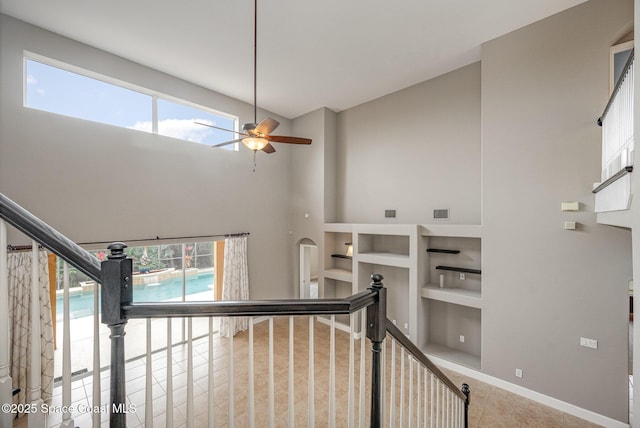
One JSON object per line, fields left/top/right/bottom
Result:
{"left": 331, "top": 254, "right": 352, "bottom": 260}
{"left": 427, "top": 248, "right": 461, "bottom": 254}
{"left": 435, "top": 265, "right": 481, "bottom": 275}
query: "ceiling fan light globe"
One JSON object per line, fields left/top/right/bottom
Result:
{"left": 242, "top": 137, "right": 268, "bottom": 151}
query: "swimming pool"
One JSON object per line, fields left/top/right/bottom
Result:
{"left": 56, "top": 273, "right": 214, "bottom": 320}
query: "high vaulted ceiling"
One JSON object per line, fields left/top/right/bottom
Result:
{"left": 1, "top": 0, "right": 589, "bottom": 119}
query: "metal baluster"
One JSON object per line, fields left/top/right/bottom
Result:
{"left": 288, "top": 316, "right": 295, "bottom": 426}
{"left": 358, "top": 310, "right": 365, "bottom": 428}
{"left": 229, "top": 324, "right": 235, "bottom": 427}
{"left": 329, "top": 315, "right": 336, "bottom": 428}
{"left": 165, "top": 318, "right": 173, "bottom": 427}
{"left": 166, "top": 319, "right": 174, "bottom": 427}
{"left": 0, "top": 220, "right": 10, "bottom": 428}
{"left": 430, "top": 373, "right": 434, "bottom": 428}
{"left": 409, "top": 356, "right": 414, "bottom": 428}
{"left": 248, "top": 319, "right": 254, "bottom": 428}
{"left": 268, "top": 317, "right": 274, "bottom": 428}
{"left": 399, "top": 347, "right": 405, "bottom": 428}
{"left": 423, "top": 367, "right": 427, "bottom": 428}
{"left": 186, "top": 318, "right": 194, "bottom": 428}
{"left": 28, "top": 242, "right": 44, "bottom": 427}
{"left": 389, "top": 339, "right": 395, "bottom": 428}
{"left": 59, "top": 262, "right": 74, "bottom": 428}
{"left": 435, "top": 379, "right": 439, "bottom": 428}
{"left": 416, "top": 361, "right": 421, "bottom": 428}
{"left": 381, "top": 332, "right": 386, "bottom": 428}
{"left": 308, "top": 316, "right": 315, "bottom": 427}
{"left": 145, "top": 319, "right": 153, "bottom": 426}
{"left": 92, "top": 274, "right": 101, "bottom": 428}
{"left": 208, "top": 318, "right": 215, "bottom": 428}
{"left": 348, "top": 313, "right": 355, "bottom": 428}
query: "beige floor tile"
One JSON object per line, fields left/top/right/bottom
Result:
{"left": 14, "top": 316, "right": 612, "bottom": 428}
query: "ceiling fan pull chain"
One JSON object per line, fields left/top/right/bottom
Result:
{"left": 253, "top": 150, "right": 257, "bottom": 173}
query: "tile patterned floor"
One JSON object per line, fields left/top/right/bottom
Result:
{"left": 14, "top": 316, "right": 607, "bottom": 427}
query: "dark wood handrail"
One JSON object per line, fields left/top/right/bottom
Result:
{"left": 0, "top": 192, "right": 101, "bottom": 282}
{"left": 385, "top": 318, "right": 467, "bottom": 401}
{"left": 123, "top": 290, "right": 377, "bottom": 318}
{"left": 598, "top": 49, "right": 634, "bottom": 126}
{"left": 592, "top": 165, "right": 633, "bottom": 194}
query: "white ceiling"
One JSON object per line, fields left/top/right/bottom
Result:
{"left": 1, "top": 0, "right": 588, "bottom": 119}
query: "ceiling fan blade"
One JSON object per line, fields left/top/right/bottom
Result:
{"left": 262, "top": 143, "right": 276, "bottom": 154}
{"left": 255, "top": 117, "right": 280, "bottom": 135}
{"left": 212, "top": 137, "right": 245, "bottom": 148}
{"left": 267, "top": 135, "right": 312, "bottom": 145}
{"left": 195, "top": 121, "right": 250, "bottom": 137}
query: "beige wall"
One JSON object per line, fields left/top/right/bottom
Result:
{"left": 1, "top": 0, "right": 636, "bottom": 421}
{"left": 0, "top": 15, "right": 295, "bottom": 299}
{"left": 336, "top": 62, "right": 482, "bottom": 225}
{"left": 482, "top": 0, "right": 633, "bottom": 421}
{"left": 331, "top": 0, "right": 633, "bottom": 421}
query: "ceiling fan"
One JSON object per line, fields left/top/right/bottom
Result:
{"left": 196, "top": 0, "right": 312, "bottom": 155}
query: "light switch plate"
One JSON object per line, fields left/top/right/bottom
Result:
{"left": 561, "top": 202, "right": 579, "bottom": 211}
{"left": 564, "top": 221, "right": 576, "bottom": 230}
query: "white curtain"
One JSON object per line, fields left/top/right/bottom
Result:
{"left": 8, "top": 250, "right": 54, "bottom": 405}
{"left": 219, "top": 236, "right": 249, "bottom": 337}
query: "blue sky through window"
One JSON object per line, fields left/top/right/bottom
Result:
{"left": 26, "top": 60, "right": 152, "bottom": 128}
{"left": 157, "top": 99, "right": 236, "bottom": 146}
{"left": 25, "top": 58, "right": 237, "bottom": 147}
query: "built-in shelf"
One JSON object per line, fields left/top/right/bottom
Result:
{"left": 435, "top": 265, "right": 481, "bottom": 275}
{"left": 422, "top": 343, "right": 481, "bottom": 371}
{"left": 427, "top": 248, "right": 460, "bottom": 254}
{"left": 331, "top": 254, "right": 352, "bottom": 260}
{"left": 421, "top": 285, "right": 482, "bottom": 309}
{"left": 358, "top": 252, "right": 411, "bottom": 268}
{"left": 323, "top": 268, "right": 353, "bottom": 283}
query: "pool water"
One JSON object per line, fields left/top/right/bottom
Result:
{"left": 56, "top": 273, "right": 214, "bottom": 320}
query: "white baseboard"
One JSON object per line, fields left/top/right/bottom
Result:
{"left": 252, "top": 315, "right": 363, "bottom": 340}
{"left": 252, "top": 316, "right": 269, "bottom": 325}
{"left": 316, "top": 316, "right": 362, "bottom": 340}
{"left": 427, "top": 355, "right": 629, "bottom": 428}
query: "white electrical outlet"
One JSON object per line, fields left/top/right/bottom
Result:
{"left": 459, "top": 335, "right": 465, "bottom": 343}
{"left": 460, "top": 273, "right": 465, "bottom": 280}
{"left": 404, "top": 323, "right": 409, "bottom": 330}
{"left": 515, "top": 368, "right": 523, "bottom": 378}
{"left": 580, "top": 337, "right": 598, "bottom": 349}
{"left": 392, "top": 319, "right": 397, "bottom": 326}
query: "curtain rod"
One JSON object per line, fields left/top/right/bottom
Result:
{"left": 76, "top": 232, "right": 250, "bottom": 246}
{"left": 7, "top": 244, "right": 45, "bottom": 252}
{"left": 8, "top": 232, "right": 250, "bottom": 251}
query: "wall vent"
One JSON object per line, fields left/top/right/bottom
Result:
{"left": 433, "top": 209, "right": 449, "bottom": 219}
{"left": 385, "top": 210, "right": 396, "bottom": 218}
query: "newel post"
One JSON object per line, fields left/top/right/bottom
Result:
{"left": 366, "top": 273, "right": 386, "bottom": 428}
{"left": 462, "top": 383, "right": 471, "bottom": 428}
{"left": 101, "top": 242, "right": 132, "bottom": 428}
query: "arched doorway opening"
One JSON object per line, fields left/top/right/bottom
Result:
{"left": 298, "top": 239, "right": 318, "bottom": 299}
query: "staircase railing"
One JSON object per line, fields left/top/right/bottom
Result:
{"left": 0, "top": 191, "right": 470, "bottom": 427}
{"left": 595, "top": 49, "right": 634, "bottom": 197}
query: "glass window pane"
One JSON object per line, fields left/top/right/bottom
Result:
{"left": 613, "top": 48, "right": 632, "bottom": 87}
{"left": 25, "top": 59, "right": 152, "bottom": 129}
{"left": 157, "top": 98, "right": 237, "bottom": 147}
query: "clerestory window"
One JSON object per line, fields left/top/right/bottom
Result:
{"left": 24, "top": 53, "right": 238, "bottom": 148}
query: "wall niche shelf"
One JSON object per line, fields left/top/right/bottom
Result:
{"left": 435, "top": 266, "right": 481, "bottom": 275}
{"left": 421, "top": 285, "right": 482, "bottom": 309}
{"left": 323, "top": 223, "right": 483, "bottom": 370}
{"left": 323, "top": 268, "right": 353, "bottom": 283}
